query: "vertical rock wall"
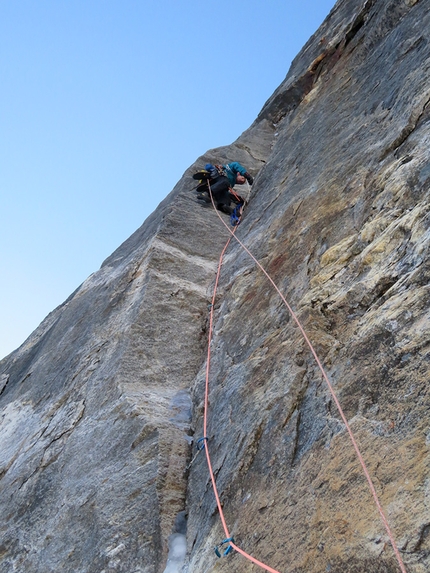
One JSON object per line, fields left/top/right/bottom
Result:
{"left": 0, "top": 1, "right": 429, "bottom": 573}
{"left": 186, "top": 0, "right": 430, "bottom": 572}
{"left": 0, "top": 129, "right": 270, "bottom": 572}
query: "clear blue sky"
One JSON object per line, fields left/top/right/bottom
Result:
{"left": 0, "top": 0, "right": 337, "bottom": 359}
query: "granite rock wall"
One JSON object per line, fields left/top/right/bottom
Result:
{"left": 1, "top": 1, "right": 429, "bottom": 572}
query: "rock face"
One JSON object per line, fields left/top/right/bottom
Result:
{"left": 1, "top": 1, "right": 429, "bottom": 572}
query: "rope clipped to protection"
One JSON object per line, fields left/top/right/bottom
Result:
{"left": 214, "top": 537, "right": 235, "bottom": 558}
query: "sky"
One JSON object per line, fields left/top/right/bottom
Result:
{"left": 0, "top": 0, "right": 337, "bottom": 360}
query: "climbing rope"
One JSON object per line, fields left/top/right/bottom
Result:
{"left": 201, "top": 181, "right": 281, "bottom": 572}
{"left": 199, "top": 180, "right": 408, "bottom": 573}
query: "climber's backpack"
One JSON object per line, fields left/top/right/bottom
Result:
{"left": 192, "top": 164, "right": 224, "bottom": 194}
{"left": 192, "top": 164, "right": 224, "bottom": 183}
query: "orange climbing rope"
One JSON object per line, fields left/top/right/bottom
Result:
{"left": 201, "top": 180, "right": 407, "bottom": 573}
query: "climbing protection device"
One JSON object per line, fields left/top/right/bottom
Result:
{"left": 199, "top": 180, "right": 408, "bottom": 573}
{"left": 184, "top": 437, "right": 208, "bottom": 473}
{"left": 214, "top": 537, "right": 235, "bottom": 558}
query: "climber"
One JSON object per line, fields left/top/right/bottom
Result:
{"left": 194, "top": 162, "right": 254, "bottom": 215}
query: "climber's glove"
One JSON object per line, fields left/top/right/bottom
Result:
{"left": 244, "top": 172, "right": 254, "bottom": 185}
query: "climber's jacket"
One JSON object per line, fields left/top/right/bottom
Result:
{"left": 207, "top": 162, "right": 254, "bottom": 186}
{"left": 223, "top": 162, "right": 247, "bottom": 186}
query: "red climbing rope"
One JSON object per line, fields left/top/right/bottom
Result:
{"left": 202, "top": 185, "right": 281, "bottom": 573}
{"left": 203, "top": 229, "right": 234, "bottom": 540}
{"left": 201, "top": 181, "right": 407, "bottom": 573}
